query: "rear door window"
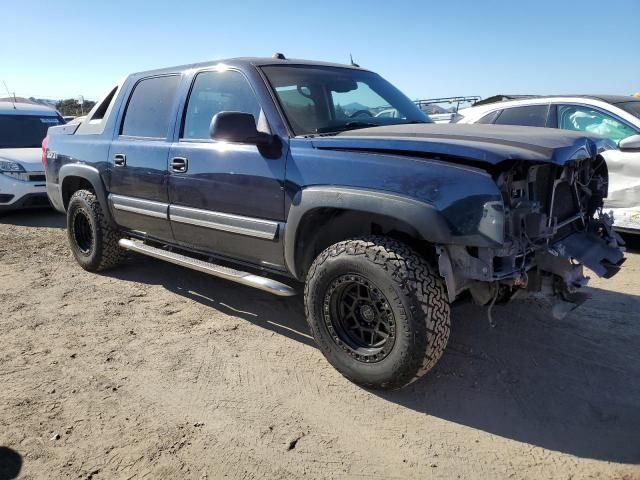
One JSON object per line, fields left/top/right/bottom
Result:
{"left": 558, "top": 104, "right": 637, "bottom": 143}
{"left": 494, "top": 105, "right": 549, "bottom": 127}
{"left": 121, "top": 75, "right": 181, "bottom": 138}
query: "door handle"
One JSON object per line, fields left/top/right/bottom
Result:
{"left": 114, "top": 154, "right": 126, "bottom": 167}
{"left": 170, "top": 157, "right": 188, "bottom": 173}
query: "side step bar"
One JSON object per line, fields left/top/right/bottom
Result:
{"left": 118, "top": 239, "right": 297, "bottom": 297}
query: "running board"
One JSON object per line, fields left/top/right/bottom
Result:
{"left": 118, "top": 239, "right": 297, "bottom": 297}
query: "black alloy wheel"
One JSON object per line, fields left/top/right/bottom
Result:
{"left": 323, "top": 274, "right": 396, "bottom": 362}
{"left": 71, "top": 208, "right": 94, "bottom": 255}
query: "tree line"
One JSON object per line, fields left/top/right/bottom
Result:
{"left": 55, "top": 98, "right": 96, "bottom": 117}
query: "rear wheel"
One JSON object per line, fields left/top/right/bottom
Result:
{"left": 67, "top": 189, "right": 126, "bottom": 272}
{"left": 305, "top": 236, "right": 451, "bottom": 390}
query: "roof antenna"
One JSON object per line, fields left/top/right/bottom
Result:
{"left": 273, "top": 52, "right": 286, "bottom": 60}
{"left": 2, "top": 81, "right": 16, "bottom": 109}
{"left": 349, "top": 54, "right": 359, "bottom": 68}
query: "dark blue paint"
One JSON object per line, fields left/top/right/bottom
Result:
{"left": 107, "top": 137, "right": 173, "bottom": 240}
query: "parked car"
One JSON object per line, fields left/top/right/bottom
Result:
{"left": 44, "top": 57, "right": 625, "bottom": 389}
{"left": 456, "top": 95, "right": 640, "bottom": 233}
{"left": 0, "top": 101, "right": 64, "bottom": 211}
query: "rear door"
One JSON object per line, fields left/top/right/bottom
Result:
{"left": 108, "top": 74, "right": 181, "bottom": 241}
{"left": 167, "top": 68, "right": 287, "bottom": 268}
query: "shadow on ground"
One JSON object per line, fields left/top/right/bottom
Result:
{"left": 0, "top": 209, "right": 64, "bottom": 228}
{"left": 621, "top": 232, "right": 640, "bottom": 253}
{"left": 0, "top": 447, "right": 22, "bottom": 480}
{"left": 379, "top": 290, "right": 640, "bottom": 464}
{"left": 107, "top": 255, "right": 640, "bottom": 464}
{"left": 109, "top": 256, "right": 312, "bottom": 347}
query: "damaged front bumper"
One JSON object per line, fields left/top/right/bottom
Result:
{"left": 437, "top": 213, "right": 626, "bottom": 304}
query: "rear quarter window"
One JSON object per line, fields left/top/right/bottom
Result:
{"left": 616, "top": 101, "right": 640, "bottom": 120}
{"left": 120, "top": 75, "right": 181, "bottom": 138}
{"left": 476, "top": 110, "right": 501, "bottom": 124}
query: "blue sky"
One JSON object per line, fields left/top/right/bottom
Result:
{"left": 1, "top": 0, "right": 638, "bottom": 101}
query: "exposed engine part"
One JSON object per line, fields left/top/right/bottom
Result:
{"left": 437, "top": 155, "right": 626, "bottom": 306}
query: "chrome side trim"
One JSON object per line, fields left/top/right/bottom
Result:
{"left": 118, "top": 239, "right": 296, "bottom": 297}
{"left": 110, "top": 194, "right": 168, "bottom": 219}
{"left": 169, "top": 205, "right": 278, "bottom": 240}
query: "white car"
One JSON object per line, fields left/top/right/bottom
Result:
{"left": 456, "top": 95, "right": 640, "bottom": 233}
{"left": 0, "top": 101, "right": 65, "bottom": 212}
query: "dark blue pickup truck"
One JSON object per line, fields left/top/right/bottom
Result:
{"left": 44, "top": 55, "right": 625, "bottom": 389}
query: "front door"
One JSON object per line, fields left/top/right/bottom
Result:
{"left": 168, "top": 69, "right": 286, "bottom": 268}
{"left": 108, "top": 74, "right": 181, "bottom": 241}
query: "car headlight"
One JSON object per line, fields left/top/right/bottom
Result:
{"left": 478, "top": 201, "right": 505, "bottom": 245}
{"left": 0, "top": 160, "right": 26, "bottom": 173}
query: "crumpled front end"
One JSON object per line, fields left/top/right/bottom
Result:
{"left": 437, "top": 147, "right": 626, "bottom": 304}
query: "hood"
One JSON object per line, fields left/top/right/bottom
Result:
{"left": 311, "top": 124, "right": 614, "bottom": 166}
{"left": 0, "top": 148, "right": 42, "bottom": 172}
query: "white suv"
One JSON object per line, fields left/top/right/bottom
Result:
{"left": 0, "top": 101, "right": 64, "bottom": 212}
{"left": 456, "top": 95, "right": 640, "bottom": 233}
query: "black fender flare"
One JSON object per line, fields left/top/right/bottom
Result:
{"left": 283, "top": 186, "right": 452, "bottom": 279}
{"left": 59, "top": 164, "right": 115, "bottom": 225}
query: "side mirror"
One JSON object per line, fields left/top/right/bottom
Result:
{"left": 209, "top": 111, "right": 273, "bottom": 146}
{"left": 619, "top": 134, "right": 640, "bottom": 152}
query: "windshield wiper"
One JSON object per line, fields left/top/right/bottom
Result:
{"left": 315, "top": 121, "right": 379, "bottom": 134}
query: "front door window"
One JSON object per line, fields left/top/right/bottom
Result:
{"left": 558, "top": 105, "right": 637, "bottom": 143}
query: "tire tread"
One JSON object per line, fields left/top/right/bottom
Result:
{"left": 68, "top": 189, "right": 126, "bottom": 271}
{"left": 304, "top": 236, "right": 451, "bottom": 389}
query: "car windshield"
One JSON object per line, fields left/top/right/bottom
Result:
{"left": 261, "top": 65, "right": 430, "bottom": 135}
{"left": 616, "top": 101, "right": 640, "bottom": 120}
{"left": 0, "top": 114, "right": 63, "bottom": 148}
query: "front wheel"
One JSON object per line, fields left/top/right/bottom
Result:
{"left": 304, "top": 236, "right": 451, "bottom": 390}
{"left": 67, "top": 189, "right": 126, "bottom": 272}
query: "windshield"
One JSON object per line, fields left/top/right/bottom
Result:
{"left": 616, "top": 101, "right": 640, "bottom": 120}
{"left": 0, "top": 114, "right": 63, "bottom": 148}
{"left": 261, "top": 65, "right": 430, "bottom": 135}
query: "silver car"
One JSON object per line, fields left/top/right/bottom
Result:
{"left": 456, "top": 95, "right": 640, "bottom": 233}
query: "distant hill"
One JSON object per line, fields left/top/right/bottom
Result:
{"left": 0, "top": 96, "right": 58, "bottom": 108}
{"left": 0, "top": 96, "right": 95, "bottom": 115}
{"left": 341, "top": 102, "right": 369, "bottom": 113}
{"left": 0, "top": 96, "right": 36, "bottom": 104}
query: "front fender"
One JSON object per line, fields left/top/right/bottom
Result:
{"left": 284, "top": 186, "right": 504, "bottom": 279}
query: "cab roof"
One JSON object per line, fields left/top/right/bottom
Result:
{"left": 130, "top": 56, "right": 369, "bottom": 77}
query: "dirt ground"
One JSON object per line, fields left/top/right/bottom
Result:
{"left": 0, "top": 209, "right": 639, "bottom": 480}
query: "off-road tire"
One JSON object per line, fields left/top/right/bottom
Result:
{"left": 305, "top": 236, "right": 450, "bottom": 390}
{"left": 67, "top": 189, "right": 126, "bottom": 272}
